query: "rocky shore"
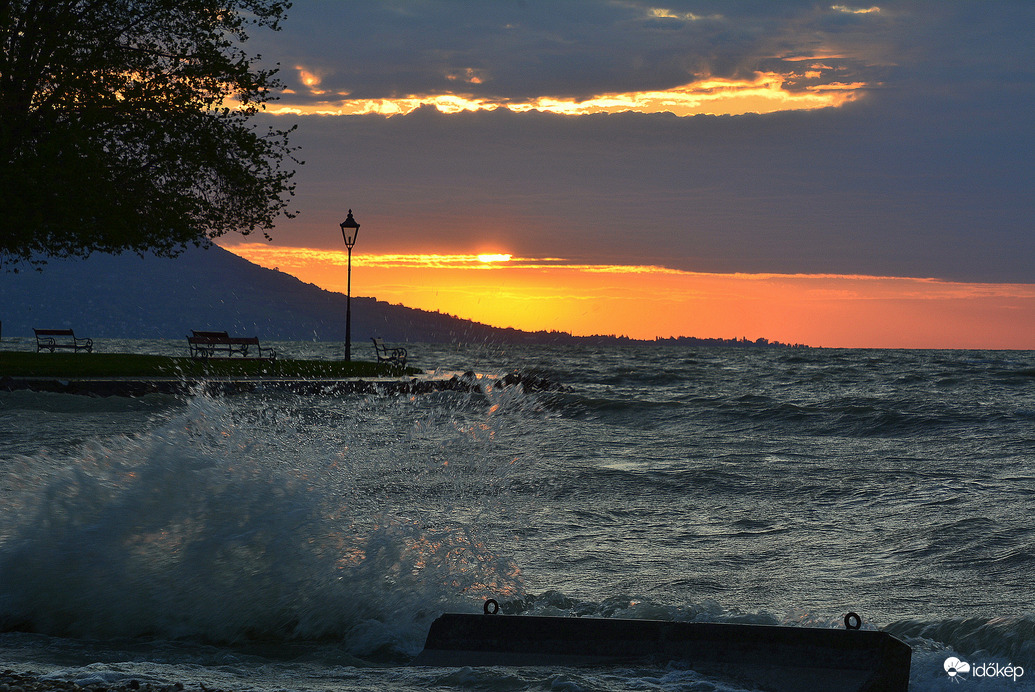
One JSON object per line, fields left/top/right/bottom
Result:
{"left": 1, "top": 671, "right": 192, "bottom": 692}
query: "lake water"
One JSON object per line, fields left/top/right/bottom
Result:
{"left": 1, "top": 340, "right": 1034, "bottom": 690}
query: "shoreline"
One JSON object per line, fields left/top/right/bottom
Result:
{"left": 0, "top": 371, "right": 564, "bottom": 397}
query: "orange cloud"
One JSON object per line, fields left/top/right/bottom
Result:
{"left": 831, "top": 5, "right": 881, "bottom": 15}
{"left": 294, "top": 65, "right": 328, "bottom": 95}
{"left": 222, "top": 244, "right": 1035, "bottom": 349}
{"left": 265, "top": 71, "right": 864, "bottom": 118}
{"left": 446, "top": 68, "right": 486, "bottom": 85}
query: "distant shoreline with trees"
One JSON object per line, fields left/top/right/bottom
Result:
{"left": 435, "top": 322, "right": 809, "bottom": 348}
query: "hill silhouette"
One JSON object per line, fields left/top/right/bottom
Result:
{"left": 0, "top": 244, "right": 532, "bottom": 343}
{"left": 0, "top": 245, "right": 805, "bottom": 347}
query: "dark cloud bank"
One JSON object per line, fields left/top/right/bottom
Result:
{"left": 256, "top": 2, "right": 1035, "bottom": 283}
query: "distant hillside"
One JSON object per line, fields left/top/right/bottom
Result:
{"left": 0, "top": 245, "right": 806, "bottom": 347}
{"left": 0, "top": 244, "right": 526, "bottom": 343}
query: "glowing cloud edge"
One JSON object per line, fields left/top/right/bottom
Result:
{"left": 265, "top": 71, "right": 867, "bottom": 118}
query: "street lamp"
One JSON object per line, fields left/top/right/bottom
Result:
{"left": 340, "top": 209, "right": 360, "bottom": 361}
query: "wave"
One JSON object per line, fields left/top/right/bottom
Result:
{"left": 888, "top": 615, "right": 1035, "bottom": 665}
{"left": 532, "top": 385, "right": 1013, "bottom": 441}
{"left": 0, "top": 392, "right": 527, "bottom": 658}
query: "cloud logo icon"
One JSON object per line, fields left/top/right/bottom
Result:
{"left": 945, "top": 656, "right": 972, "bottom": 678}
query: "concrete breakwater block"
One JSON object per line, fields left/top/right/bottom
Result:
{"left": 412, "top": 613, "right": 911, "bottom": 692}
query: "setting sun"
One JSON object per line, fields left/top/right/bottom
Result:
{"left": 221, "top": 244, "right": 1035, "bottom": 349}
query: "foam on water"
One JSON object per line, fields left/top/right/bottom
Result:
{"left": 0, "top": 388, "right": 529, "bottom": 658}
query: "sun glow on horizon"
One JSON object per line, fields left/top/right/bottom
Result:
{"left": 221, "top": 244, "right": 1035, "bottom": 349}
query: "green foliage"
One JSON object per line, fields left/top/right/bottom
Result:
{"left": 0, "top": 351, "right": 420, "bottom": 378}
{"left": 0, "top": 0, "right": 298, "bottom": 267}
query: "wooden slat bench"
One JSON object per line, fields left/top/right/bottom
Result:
{"left": 187, "top": 330, "right": 276, "bottom": 360}
{"left": 372, "top": 337, "right": 407, "bottom": 366}
{"left": 34, "top": 328, "right": 93, "bottom": 353}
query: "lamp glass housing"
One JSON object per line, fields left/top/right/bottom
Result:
{"left": 340, "top": 209, "right": 360, "bottom": 248}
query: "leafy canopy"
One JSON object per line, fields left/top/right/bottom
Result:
{"left": 0, "top": 0, "right": 298, "bottom": 266}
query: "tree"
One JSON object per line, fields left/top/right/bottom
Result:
{"left": 0, "top": 0, "right": 298, "bottom": 267}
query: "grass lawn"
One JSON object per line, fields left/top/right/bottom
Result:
{"left": 0, "top": 351, "right": 421, "bottom": 379}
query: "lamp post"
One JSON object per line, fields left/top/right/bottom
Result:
{"left": 340, "top": 209, "right": 360, "bottom": 361}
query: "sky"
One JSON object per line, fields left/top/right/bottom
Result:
{"left": 218, "top": 1, "right": 1035, "bottom": 348}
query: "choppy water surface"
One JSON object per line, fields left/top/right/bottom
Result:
{"left": 1, "top": 341, "right": 1034, "bottom": 690}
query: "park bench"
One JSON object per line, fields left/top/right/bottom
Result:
{"left": 372, "top": 337, "right": 407, "bottom": 366}
{"left": 187, "top": 330, "right": 276, "bottom": 360}
{"left": 34, "top": 328, "right": 93, "bottom": 353}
